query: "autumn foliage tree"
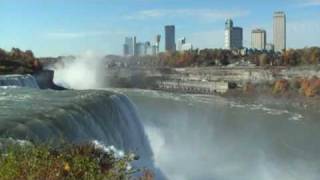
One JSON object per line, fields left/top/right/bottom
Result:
{"left": 110, "top": 47, "right": 320, "bottom": 68}
{"left": 0, "top": 48, "right": 42, "bottom": 74}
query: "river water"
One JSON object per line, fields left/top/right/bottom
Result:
{"left": 109, "top": 88, "right": 320, "bottom": 180}
{"left": 1, "top": 73, "right": 320, "bottom": 179}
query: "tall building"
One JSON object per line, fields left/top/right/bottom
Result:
{"left": 152, "top": 45, "right": 158, "bottom": 56}
{"left": 224, "top": 19, "right": 243, "bottom": 49}
{"left": 232, "top": 27, "right": 243, "bottom": 49}
{"left": 123, "top": 44, "right": 129, "bottom": 56}
{"left": 135, "top": 42, "right": 145, "bottom": 56}
{"left": 155, "top": 35, "right": 161, "bottom": 55}
{"left": 123, "top": 36, "right": 136, "bottom": 56}
{"left": 177, "top": 37, "right": 186, "bottom": 51}
{"left": 165, "top": 25, "right": 176, "bottom": 52}
{"left": 181, "top": 43, "right": 193, "bottom": 51}
{"left": 144, "top": 41, "right": 152, "bottom": 55}
{"left": 177, "top": 37, "right": 193, "bottom": 52}
{"left": 266, "top": 43, "right": 274, "bottom": 52}
{"left": 273, "top": 11, "right": 286, "bottom": 52}
{"left": 251, "top": 29, "right": 267, "bottom": 50}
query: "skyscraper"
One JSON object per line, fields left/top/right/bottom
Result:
{"left": 135, "top": 42, "right": 145, "bottom": 56}
{"left": 123, "top": 44, "right": 129, "bottom": 56}
{"left": 154, "top": 35, "right": 161, "bottom": 55}
{"left": 273, "top": 11, "right": 286, "bottom": 52}
{"left": 123, "top": 36, "right": 136, "bottom": 56}
{"left": 251, "top": 29, "right": 267, "bottom": 50}
{"left": 181, "top": 43, "right": 193, "bottom": 52}
{"left": 144, "top": 41, "right": 152, "bottom": 55}
{"left": 177, "top": 37, "right": 186, "bottom": 51}
{"left": 224, "top": 19, "right": 243, "bottom": 49}
{"left": 165, "top": 25, "right": 176, "bottom": 52}
{"left": 177, "top": 37, "right": 193, "bottom": 52}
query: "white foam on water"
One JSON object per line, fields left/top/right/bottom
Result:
{"left": 229, "top": 101, "right": 304, "bottom": 121}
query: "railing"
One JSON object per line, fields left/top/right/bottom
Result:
{"left": 156, "top": 80, "right": 229, "bottom": 94}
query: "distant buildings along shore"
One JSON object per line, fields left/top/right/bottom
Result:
{"left": 123, "top": 35, "right": 161, "bottom": 56}
{"left": 123, "top": 11, "right": 287, "bottom": 56}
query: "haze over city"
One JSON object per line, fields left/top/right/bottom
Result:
{"left": 0, "top": 0, "right": 319, "bottom": 56}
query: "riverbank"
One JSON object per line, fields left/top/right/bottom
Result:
{"left": 105, "top": 66, "right": 320, "bottom": 111}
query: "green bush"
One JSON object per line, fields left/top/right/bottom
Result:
{"left": 0, "top": 143, "right": 145, "bottom": 180}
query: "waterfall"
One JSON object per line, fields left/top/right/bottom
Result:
{"left": 0, "top": 88, "right": 163, "bottom": 178}
{"left": 0, "top": 74, "right": 39, "bottom": 88}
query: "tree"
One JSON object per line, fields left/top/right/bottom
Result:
{"left": 0, "top": 48, "right": 7, "bottom": 60}
{"left": 310, "top": 48, "right": 320, "bottom": 64}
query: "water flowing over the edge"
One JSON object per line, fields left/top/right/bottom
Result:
{"left": 0, "top": 87, "right": 163, "bottom": 178}
{"left": 0, "top": 74, "right": 39, "bottom": 89}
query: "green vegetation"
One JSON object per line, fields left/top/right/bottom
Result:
{"left": 0, "top": 48, "right": 42, "bottom": 75}
{"left": 0, "top": 143, "right": 154, "bottom": 180}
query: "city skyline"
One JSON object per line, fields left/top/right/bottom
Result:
{"left": 0, "top": 0, "right": 319, "bottom": 56}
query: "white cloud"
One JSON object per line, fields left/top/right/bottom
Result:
{"left": 298, "top": 0, "right": 320, "bottom": 6}
{"left": 125, "top": 8, "right": 250, "bottom": 21}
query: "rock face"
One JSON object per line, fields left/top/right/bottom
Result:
{"left": 33, "top": 70, "right": 65, "bottom": 90}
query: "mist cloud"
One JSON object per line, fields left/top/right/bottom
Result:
{"left": 52, "top": 50, "right": 107, "bottom": 89}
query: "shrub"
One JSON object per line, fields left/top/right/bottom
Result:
{"left": 299, "top": 76, "right": 320, "bottom": 97}
{"left": 0, "top": 143, "right": 152, "bottom": 180}
{"left": 272, "top": 79, "right": 289, "bottom": 94}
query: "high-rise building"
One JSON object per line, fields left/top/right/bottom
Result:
{"left": 177, "top": 37, "right": 193, "bottom": 52}
{"left": 232, "top": 27, "right": 243, "bottom": 49}
{"left": 177, "top": 37, "right": 186, "bottom": 51}
{"left": 135, "top": 42, "right": 145, "bottom": 56}
{"left": 273, "top": 11, "right": 286, "bottom": 52}
{"left": 165, "top": 25, "right": 176, "bottom": 52}
{"left": 224, "top": 19, "right": 243, "bottom": 49}
{"left": 123, "top": 36, "right": 136, "bottom": 56}
{"left": 181, "top": 43, "right": 193, "bottom": 51}
{"left": 155, "top": 35, "right": 161, "bottom": 55}
{"left": 266, "top": 43, "right": 274, "bottom": 52}
{"left": 144, "top": 41, "right": 152, "bottom": 55}
{"left": 251, "top": 29, "right": 267, "bottom": 50}
{"left": 123, "top": 44, "right": 129, "bottom": 56}
{"left": 151, "top": 45, "right": 157, "bottom": 56}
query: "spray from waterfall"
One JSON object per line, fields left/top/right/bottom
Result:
{"left": 52, "top": 50, "right": 107, "bottom": 89}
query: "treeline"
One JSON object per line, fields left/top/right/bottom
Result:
{"left": 113, "top": 47, "right": 320, "bottom": 68}
{"left": 0, "top": 48, "right": 42, "bottom": 75}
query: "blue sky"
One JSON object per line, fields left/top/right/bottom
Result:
{"left": 0, "top": 0, "right": 319, "bottom": 56}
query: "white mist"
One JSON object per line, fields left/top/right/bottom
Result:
{"left": 52, "top": 50, "right": 106, "bottom": 89}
